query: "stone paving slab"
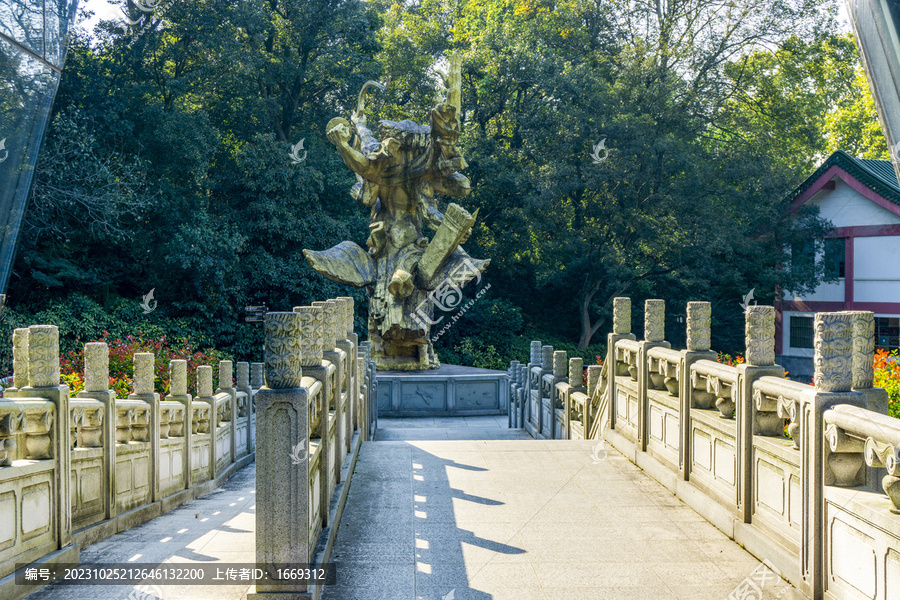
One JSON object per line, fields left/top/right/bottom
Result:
{"left": 325, "top": 418, "right": 801, "bottom": 600}
{"left": 22, "top": 417, "right": 803, "bottom": 600}
{"left": 26, "top": 465, "right": 257, "bottom": 600}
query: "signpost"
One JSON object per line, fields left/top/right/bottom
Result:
{"left": 245, "top": 305, "right": 268, "bottom": 323}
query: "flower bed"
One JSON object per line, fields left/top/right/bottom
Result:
{"left": 59, "top": 333, "right": 233, "bottom": 399}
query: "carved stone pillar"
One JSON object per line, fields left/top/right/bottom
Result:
{"left": 75, "top": 342, "right": 117, "bottom": 518}
{"left": 801, "top": 312, "right": 866, "bottom": 598}
{"left": 645, "top": 299, "right": 665, "bottom": 343}
{"left": 129, "top": 352, "right": 160, "bottom": 501}
{"left": 569, "top": 358, "right": 584, "bottom": 389}
{"left": 606, "top": 299, "right": 637, "bottom": 435}
{"left": 537, "top": 345, "right": 554, "bottom": 437}
{"left": 686, "top": 302, "right": 711, "bottom": 352}
{"left": 196, "top": 364, "right": 215, "bottom": 480}
{"left": 28, "top": 325, "right": 60, "bottom": 388}
{"left": 216, "top": 360, "right": 236, "bottom": 464}
{"left": 813, "top": 313, "right": 853, "bottom": 393}
{"left": 547, "top": 350, "right": 567, "bottom": 438}
{"left": 587, "top": 365, "right": 602, "bottom": 396}
{"left": 9, "top": 327, "right": 29, "bottom": 394}
{"left": 253, "top": 313, "right": 314, "bottom": 598}
{"left": 166, "top": 359, "right": 192, "bottom": 490}
{"left": 524, "top": 341, "right": 541, "bottom": 427}
{"left": 745, "top": 306, "right": 775, "bottom": 367}
{"left": 251, "top": 363, "right": 265, "bottom": 389}
{"left": 735, "top": 305, "right": 785, "bottom": 520}
{"left": 133, "top": 353, "right": 155, "bottom": 396}
{"left": 171, "top": 360, "right": 188, "bottom": 397}
{"left": 508, "top": 360, "right": 520, "bottom": 428}
{"left": 332, "top": 298, "right": 356, "bottom": 453}
{"left": 84, "top": 342, "right": 109, "bottom": 393}
{"left": 638, "top": 300, "right": 669, "bottom": 449}
{"left": 293, "top": 304, "right": 332, "bottom": 527}
{"left": 198, "top": 365, "right": 214, "bottom": 398}
{"left": 613, "top": 297, "right": 631, "bottom": 335}
{"left": 530, "top": 341, "right": 542, "bottom": 366}
{"left": 264, "top": 312, "right": 304, "bottom": 389}
{"left": 20, "top": 325, "right": 71, "bottom": 546}
{"left": 237, "top": 362, "right": 252, "bottom": 417}
{"left": 336, "top": 296, "right": 358, "bottom": 436}
{"left": 315, "top": 300, "right": 347, "bottom": 482}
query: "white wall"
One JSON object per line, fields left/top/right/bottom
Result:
{"left": 854, "top": 235, "right": 900, "bottom": 303}
{"left": 787, "top": 281, "right": 845, "bottom": 303}
{"left": 809, "top": 178, "right": 900, "bottom": 227}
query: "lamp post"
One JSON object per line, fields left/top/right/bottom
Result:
{"left": 0, "top": 0, "right": 82, "bottom": 315}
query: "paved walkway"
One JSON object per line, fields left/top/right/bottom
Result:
{"left": 25, "top": 416, "right": 800, "bottom": 600}
{"left": 326, "top": 417, "right": 799, "bottom": 600}
{"left": 27, "top": 465, "right": 256, "bottom": 600}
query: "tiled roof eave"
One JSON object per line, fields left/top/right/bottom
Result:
{"left": 786, "top": 150, "right": 900, "bottom": 206}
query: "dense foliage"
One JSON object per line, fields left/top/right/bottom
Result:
{"left": 1, "top": 0, "right": 890, "bottom": 373}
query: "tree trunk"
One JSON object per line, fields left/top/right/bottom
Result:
{"left": 577, "top": 286, "right": 605, "bottom": 349}
{"left": 578, "top": 298, "right": 593, "bottom": 349}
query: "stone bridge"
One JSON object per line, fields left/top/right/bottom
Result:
{"left": 0, "top": 297, "right": 898, "bottom": 600}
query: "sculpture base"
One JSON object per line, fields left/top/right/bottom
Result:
{"left": 371, "top": 332, "right": 439, "bottom": 371}
{"left": 376, "top": 364, "right": 508, "bottom": 417}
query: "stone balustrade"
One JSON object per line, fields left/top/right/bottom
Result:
{"left": 508, "top": 297, "right": 900, "bottom": 600}
{"left": 0, "top": 326, "right": 261, "bottom": 596}
{"left": 0, "top": 307, "right": 377, "bottom": 599}
{"left": 252, "top": 297, "right": 376, "bottom": 599}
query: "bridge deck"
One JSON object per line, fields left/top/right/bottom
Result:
{"left": 24, "top": 417, "right": 798, "bottom": 600}
{"left": 325, "top": 417, "right": 797, "bottom": 600}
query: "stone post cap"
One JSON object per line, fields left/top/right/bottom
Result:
{"left": 12, "top": 328, "right": 30, "bottom": 389}
{"left": 530, "top": 341, "right": 542, "bottom": 364}
{"left": 745, "top": 305, "right": 775, "bottom": 366}
{"left": 27, "top": 325, "right": 59, "bottom": 388}
{"left": 250, "top": 362, "right": 265, "bottom": 388}
{"left": 843, "top": 310, "right": 875, "bottom": 389}
{"left": 264, "top": 311, "right": 303, "bottom": 389}
{"left": 218, "top": 360, "right": 233, "bottom": 390}
{"left": 586, "top": 365, "right": 603, "bottom": 396}
{"left": 686, "top": 302, "right": 711, "bottom": 352}
{"left": 326, "top": 299, "right": 342, "bottom": 341}
{"left": 83, "top": 342, "right": 109, "bottom": 393}
{"left": 312, "top": 301, "right": 339, "bottom": 347}
{"left": 568, "top": 357, "right": 584, "bottom": 388}
{"left": 170, "top": 360, "right": 188, "bottom": 396}
{"left": 541, "top": 345, "right": 554, "bottom": 370}
{"left": 236, "top": 362, "right": 250, "bottom": 388}
{"left": 197, "top": 365, "right": 214, "bottom": 398}
{"left": 336, "top": 296, "right": 355, "bottom": 336}
{"left": 133, "top": 352, "right": 155, "bottom": 396}
{"left": 645, "top": 299, "right": 665, "bottom": 342}
{"left": 814, "top": 312, "right": 854, "bottom": 393}
{"left": 294, "top": 305, "right": 326, "bottom": 367}
{"left": 552, "top": 351, "right": 567, "bottom": 378}
{"left": 613, "top": 297, "right": 631, "bottom": 334}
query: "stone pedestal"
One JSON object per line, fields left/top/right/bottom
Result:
{"left": 376, "top": 364, "right": 509, "bottom": 417}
